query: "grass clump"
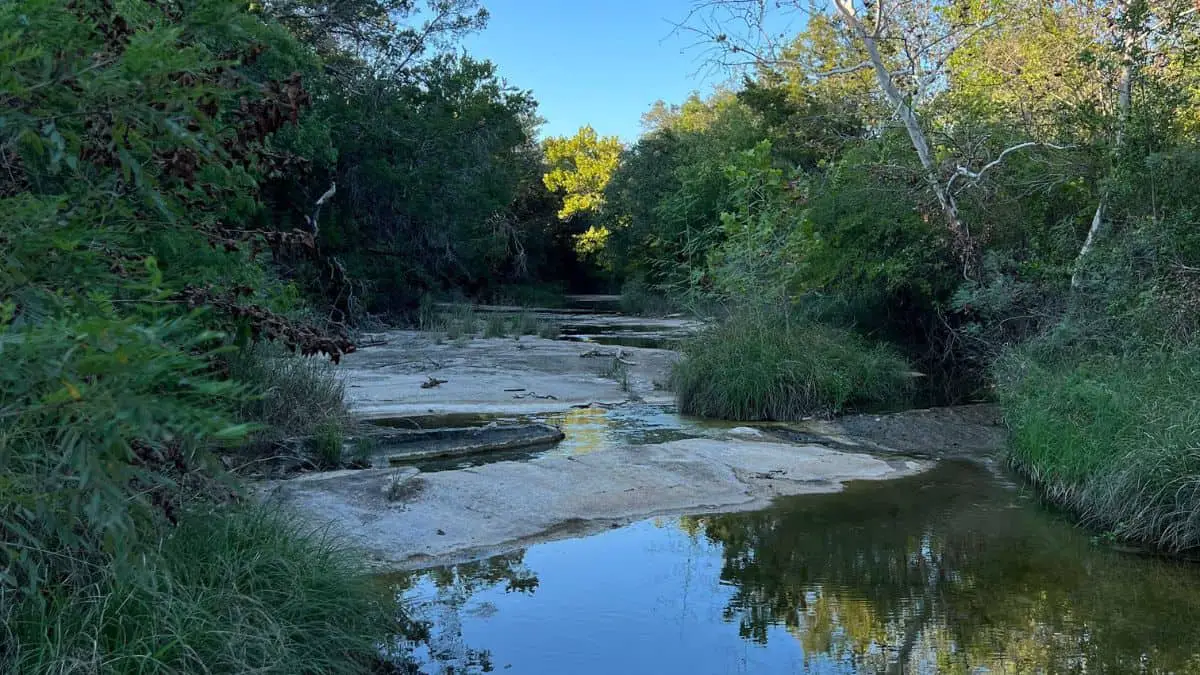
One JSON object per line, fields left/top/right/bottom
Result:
{"left": 673, "top": 309, "right": 913, "bottom": 420}
{"left": 999, "top": 344, "right": 1200, "bottom": 553}
{"left": 442, "top": 304, "right": 478, "bottom": 340}
{"left": 484, "top": 313, "right": 509, "bottom": 338}
{"left": 515, "top": 311, "right": 541, "bottom": 336}
{"left": 3, "top": 507, "right": 387, "bottom": 674}
{"left": 600, "top": 358, "right": 631, "bottom": 391}
{"left": 226, "top": 344, "right": 350, "bottom": 448}
{"left": 619, "top": 278, "right": 678, "bottom": 316}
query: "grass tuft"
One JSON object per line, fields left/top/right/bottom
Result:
{"left": 483, "top": 313, "right": 509, "bottom": 338}
{"left": 999, "top": 344, "right": 1200, "bottom": 553}
{"left": 3, "top": 507, "right": 388, "bottom": 674}
{"left": 515, "top": 311, "right": 541, "bottom": 336}
{"left": 673, "top": 309, "right": 913, "bottom": 421}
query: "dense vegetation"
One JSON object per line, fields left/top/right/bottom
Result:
{"left": 6, "top": 0, "right": 1200, "bottom": 667}
{"left": 0, "top": 0, "right": 569, "bottom": 670}
{"left": 530, "top": 0, "right": 1200, "bottom": 555}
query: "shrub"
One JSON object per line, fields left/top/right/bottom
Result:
{"left": 999, "top": 344, "right": 1200, "bottom": 552}
{"left": 673, "top": 309, "right": 914, "bottom": 420}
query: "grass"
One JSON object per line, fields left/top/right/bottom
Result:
{"left": 999, "top": 344, "right": 1200, "bottom": 553}
{"left": 2, "top": 507, "right": 388, "bottom": 674}
{"left": 514, "top": 311, "right": 541, "bottom": 336}
{"left": 470, "top": 310, "right": 558, "bottom": 340}
{"left": 672, "top": 309, "right": 914, "bottom": 421}
{"left": 442, "top": 304, "right": 478, "bottom": 340}
{"left": 619, "top": 278, "right": 679, "bottom": 317}
{"left": 483, "top": 313, "right": 509, "bottom": 338}
{"left": 599, "top": 357, "right": 631, "bottom": 392}
{"left": 225, "top": 344, "right": 350, "bottom": 455}
{"left": 310, "top": 419, "right": 345, "bottom": 468}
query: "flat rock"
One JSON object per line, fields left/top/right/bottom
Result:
{"left": 265, "top": 437, "right": 927, "bottom": 570}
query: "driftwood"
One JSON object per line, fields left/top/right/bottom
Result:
{"left": 512, "top": 391, "right": 557, "bottom": 400}
{"left": 579, "top": 347, "right": 637, "bottom": 365}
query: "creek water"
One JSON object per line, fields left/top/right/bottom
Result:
{"left": 384, "top": 458, "right": 1200, "bottom": 674}
{"left": 374, "top": 302, "right": 1200, "bottom": 673}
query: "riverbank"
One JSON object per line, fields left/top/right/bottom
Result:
{"left": 1000, "top": 345, "right": 1200, "bottom": 555}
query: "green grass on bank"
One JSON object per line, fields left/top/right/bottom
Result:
{"left": 3, "top": 507, "right": 386, "bottom": 674}
{"left": 1000, "top": 345, "right": 1200, "bottom": 552}
{"left": 673, "top": 310, "right": 914, "bottom": 421}
{"left": 0, "top": 323, "right": 389, "bottom": 673}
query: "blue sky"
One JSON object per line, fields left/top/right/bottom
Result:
{"left": 464, "top": 0, "right": 729, "bottom": 142}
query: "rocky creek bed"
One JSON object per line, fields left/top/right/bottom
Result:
{"left": 263, "top": 304, "right": 1002, "bottom": 570}
{"left": 257, "top": 304, "right": 1200, "bottom": 674}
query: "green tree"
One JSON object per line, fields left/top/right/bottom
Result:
{"left": 542, "top": 125, "right": 623, "bottom": 220}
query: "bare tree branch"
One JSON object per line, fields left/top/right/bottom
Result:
{"left": 948, "top": 142, "right": 1074, "bottom": 193}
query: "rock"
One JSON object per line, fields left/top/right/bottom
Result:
{"left": 265, "top": 437, "right": 928, "bottom": 571}
{"left": 728, "top": 426, "right": 765, "bottom": 438}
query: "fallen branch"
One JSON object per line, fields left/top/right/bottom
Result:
{"left": 512, "top": 391, "right": 557, "bottom": 400}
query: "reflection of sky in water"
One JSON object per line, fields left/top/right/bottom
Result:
{"left": 388, "top": 461, "right": 1200, "bottom": 674}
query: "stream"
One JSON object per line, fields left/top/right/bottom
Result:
{"left": 330, "top": 299, "right": 1200, "bottom": 673}
{"left": 385, "top": 459, "right": 1200, "bottom": 673}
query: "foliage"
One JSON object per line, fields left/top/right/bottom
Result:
{"left": 225, "top": 343, "right": 350, "bottom": 452}
{"left": 673, "top": 308, "right": 913, "bottom": 420}
{"left": 542, "top": 125, "right": 623, "bottom": 219}
{"left": 0, "top": 0, "right": 384, "bottom": 666}
{"left": 1000, "top": 344, "right": 1200, "bottom": 552}
{"left": 3, "top": 506, "right": 386, "bottom": 674}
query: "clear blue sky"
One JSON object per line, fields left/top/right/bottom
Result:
{"left": 464, "top": 0, "right": 728, "bottom": 142}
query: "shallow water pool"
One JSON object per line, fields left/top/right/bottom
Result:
{"left": 383, "top": 460, "right": 1200, "bottom": 674}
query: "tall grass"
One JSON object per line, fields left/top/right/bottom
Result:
{"left": 0, "top": 321, "right": 387, "bottom": 672}
{"left": 673, "top": 309, "right": 914, "bottom": 420}
{"left": 619, "top": 278, "right": 679, "bottom": 316}
{"left": 999, "top": 345, "right": 1200, "bottom": 552}
{"left": 226, "top": 344, "right": 350, "bottom": 448}
{"left": 2, "top": 507, "right": 387, "bottom": 674}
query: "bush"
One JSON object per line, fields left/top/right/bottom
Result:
{"left": 999, "top": 344, "right": 1200, "bottom": 552}
{"left": 3, "top": 507, "right": 387, "bottom": 674}
{"left": 673, "top": 309, "right": 914, "bottom": 420}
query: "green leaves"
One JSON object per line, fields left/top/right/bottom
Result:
{"left": 542, "top": 125, "right": 622, "bottom": 220}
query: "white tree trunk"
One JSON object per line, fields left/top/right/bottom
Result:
{"left": 832, "top": 0, "right": 978, "bottom": 278}
{"left": 1072, "top": 0, "right": 1136, "bottom": 288}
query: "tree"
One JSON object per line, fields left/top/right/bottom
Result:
{"left": 542, "top": 125, "right": 623, "bottom": 220}
{"left": 682, "top": 0, "right": 1085, "bottom": 279}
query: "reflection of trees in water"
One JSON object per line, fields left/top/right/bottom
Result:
{"left": 382, "top": 552, "right": 538, "bottom": 674}
{"left": 687, "top": 461, "right": 1200, "bottom": 673}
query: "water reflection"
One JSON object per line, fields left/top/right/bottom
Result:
{"left": 386, "top": 461, "right": 1200, "bottom": 674}
{"left": 387, "top": 404, "right": 736, "bottom": 471}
